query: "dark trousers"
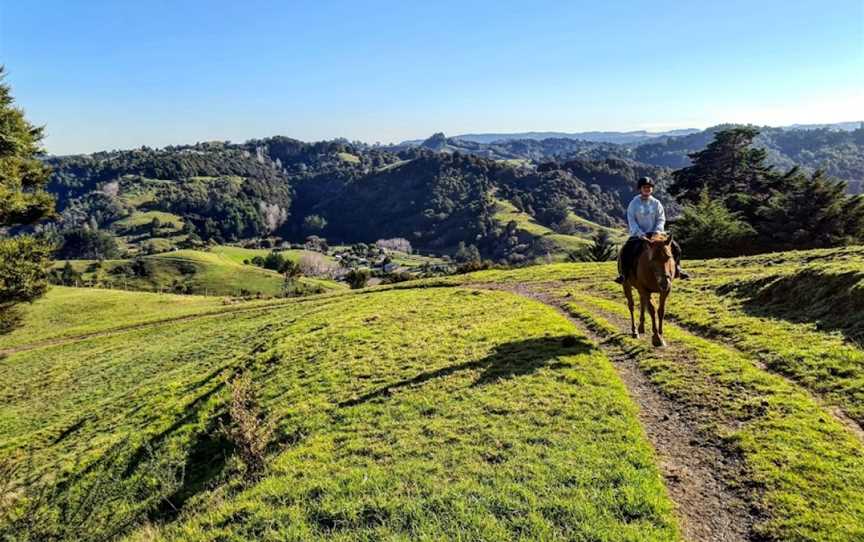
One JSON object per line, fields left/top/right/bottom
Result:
{"left": 618, "top": 234, "right": 682, "bottom": 278}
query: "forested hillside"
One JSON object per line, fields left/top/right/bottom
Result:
{"left": 38, "top": 123, "right": 862, "bottom": 265}
{"left": 41, "top": 140, "right": 662, "bottom": 262}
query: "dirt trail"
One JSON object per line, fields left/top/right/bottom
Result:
{"left": 477, "top": 282, "right": 753, "bottom": 542}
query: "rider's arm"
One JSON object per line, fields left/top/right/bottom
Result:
{"left": 654, "top": 200, "right": 666, "bottom": 233}
{"left": 627, "top": 199, "right": 644, "bottom": 237}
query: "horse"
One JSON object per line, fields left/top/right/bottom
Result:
{"left": 621, "top": 233, "right": 676, "bottom": 347}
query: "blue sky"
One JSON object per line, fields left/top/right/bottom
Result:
{"left": 2, "top": 0, "right": 862, "bottom": 154}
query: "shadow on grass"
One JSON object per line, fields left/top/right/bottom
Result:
{"left": 718, "top": 268, "right": 864, "bottom": 344}
{"left": 0, "top": 305, "right": 23, "bottom": 336}
{"left": 338, "top": 335, "right": 592, "bottom": 408}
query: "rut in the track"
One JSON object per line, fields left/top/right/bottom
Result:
{"left": 477, "top": 282, "right": 754, "bottom": 542}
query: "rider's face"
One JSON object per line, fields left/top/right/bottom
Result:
{"left": 640, "top": 185, "right": 653, "bottom": 197}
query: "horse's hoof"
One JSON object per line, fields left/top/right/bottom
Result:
{"left": 631, "top": 332, "right": 640, "bottom": 339}
{"left": 652, "top": 335, "right": 666, "bottom": 347}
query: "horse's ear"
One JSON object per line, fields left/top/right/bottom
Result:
{"left": 664, "top": 234, "right": 673, "bottom": 246}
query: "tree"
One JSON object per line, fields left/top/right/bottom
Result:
{"left": 570, "top": 231, "right": 617, "bottom": 262}
{"left": 0, "top": 66, "right": 56, "bottom": 307}
{"left": 56, "top": 227, "right": 120, "bottom": 260}
{"left": 59, "top": 261, "right": 82, "bottom": 286}
{"left": 757, "top": 170, "right": 864, "bottom": 249}
{"left": 670, "top": 191, "right": 756, "bottom": 258}
{"left": 302, "top": 214, "right": 327, "bottom": 235}
{"left": 454, "top": 241, "right": 481, "bottom": 263}
{"left": 670, "top": 127, "right": 777, "bottom": 219}
{"left": 346, "top": 268, "right": 369, "bottom": 289}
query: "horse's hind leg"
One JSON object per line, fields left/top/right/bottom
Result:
{"left": 624, "top": 283, "right": 638, "bottom": 338}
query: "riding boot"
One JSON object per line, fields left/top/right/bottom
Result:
{"left": 676, "top": 264, "right": 690, "bottom": 280}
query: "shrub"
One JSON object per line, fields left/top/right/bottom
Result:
{"left": 568, "top": 231, "right": 617, "bottom": 262}
{"left": 346, "top": 269, "right": 370, "bottom": 289}
{"left": 671, "top": 191, "right": 756, "bottom": 258}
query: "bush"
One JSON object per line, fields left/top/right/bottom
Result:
{"left": 569, "top": 231, "right": 617, "bottom": 262}
{"left": 456, "top": 259, "right": 493, "bottom": 274}
{"left": 346, "top": 269, "right": 370, "bottom": 289}
{"left": 0, "top": 237, "right": 54, "bottom": 307}
{"left": 671, "top": 191, "right": 756, "bottom": 258}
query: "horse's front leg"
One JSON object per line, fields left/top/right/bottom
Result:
{"left": 638, "top": 291, "right": 647, "bottom": 335}
{"left": 624, "top": 284, "right": 638, "bottom": 338}
{"left": 655, "top": 292, "right": 667, "bottom": 347}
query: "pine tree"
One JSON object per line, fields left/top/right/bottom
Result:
{"left": 758, "top": 170, "right": 864, "bottom": 249}
{"left": 569, "top": 231, "right": 617, "bottom": 262}
{"left": 670, "top": 127, "right": 777, "bottom": 220}
{"left": 0, "top": 66, "right": 56, "bottom": 307}
{"left": 670, "top": 191, "right": 756, "bottom": 258}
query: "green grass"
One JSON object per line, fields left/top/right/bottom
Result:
{"left": 336, "top": 152, "right": 361, "bottom": 164}
{"left": 53, "top": 250, "right": 346, "bottom": 298}
{"left": 1, "top": 287, "right": 679, "bottom": 541}
{"left": 208, "top": 245, "right": 336, "bottom": 266}
{"left": 0, "top": 286, "right": 239, "bottom": 350}
{"left": 559, "top": 292, "right": 864, "bottom": 542}
{"left": 439, "top": 247, "right": 864, "bottom": 541}
{"left": 492, "top": 199, "right": 591, "bottom": 258}
{"left": 6, "top": 245, "right": 864, "bottom": 541}
{"left": 113, "top": 211, "right": 185, "bottom": 234}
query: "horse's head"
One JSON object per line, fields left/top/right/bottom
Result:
{"left": 645, "top": 234, "right": 675, "bottom": 292}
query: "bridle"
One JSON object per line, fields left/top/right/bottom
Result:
{"left": 646, "top": 241, "right": 674, "bottom": 292}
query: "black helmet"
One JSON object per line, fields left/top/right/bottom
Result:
{"left": 637, "top": 176, "right": 655, "bottom": 189}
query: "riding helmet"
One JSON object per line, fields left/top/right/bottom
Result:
{"left": 637, "top": 176, "right": 655, "bottom": 189}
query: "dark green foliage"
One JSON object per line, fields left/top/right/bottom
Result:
{"left": 302, "top": 214, "right": 327, "bottom": 235}
{"left": 300, "top": 152, "right": 496, "bottom": 250}
{"left": 56, "top": 227, "right": 120, "bottom": 260}
{"left": 0, "top": 67, "right": 56, "bottom": 307}
{"left": 454, "top": 241, "right": 481, "bottom": 263}
{"left": 59, "top": 261, "right": 82, "bottom": 286}
{"left": 636, "top": 124, "right": 864, "bottom": 188}
{"left": 670, "top": 191, "right": 756, "bottom": 258}
{"left": 0, "top": 237, "right": 54, "bottom": 305}
{"left": 756, "top": 170, "right": 864, "bottom": 249}
{"left": 570, "top": 231, "right": 617, "bottom": 262}
{"left": 250, "top": 251, "right": 299, "bottom": 274}
{"left": 670, "top": 127, "right": 777, "bottom": 216}
{"left": 670, "top": 128, "right": 864, "bottom": 256}
{"left": 346, "top": 269, "right": 370, "bottom": 289}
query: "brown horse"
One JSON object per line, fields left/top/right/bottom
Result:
{"left": 622, "top": 233, "right": 676, "bottom": 347}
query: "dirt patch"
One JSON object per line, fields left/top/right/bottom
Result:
{"left": 475, "top": 282, "right": 753, "bottom": 542}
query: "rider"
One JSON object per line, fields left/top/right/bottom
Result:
{"left": 615, "top": 176, "right": 688, "bottom": 284}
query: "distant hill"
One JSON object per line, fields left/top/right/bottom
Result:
{"left": 402, "top": 128, "right": 701, "bottom": 145}
{"left": 631, "top": 124, "right": 864, "bottom": 192}
{"left": 401, "top": 124, "right": 864, "bottom": 193}
{"left": 39, "top": 121, "right": 863, "bottom": 265}
{"left": 42, "top": 139, "right": 658, "bottom": 262}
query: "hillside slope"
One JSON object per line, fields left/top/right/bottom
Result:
{"left": 3, "top": 247, "right": 864, "bottom": 541}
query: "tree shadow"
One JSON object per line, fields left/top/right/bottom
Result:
{"left": 717, "top": 269, "right": 864, "bottom": 345}
{"left": 338, "top": 335, "right": 592, "bottom": 409}
{"left": 0, "top": 305, "right": 23, "bottom": 337}
{"left": 148, "top": 413, "right": 233, "bottom": 523}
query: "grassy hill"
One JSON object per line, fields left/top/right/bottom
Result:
{"left": 3, "top": 246, "right": 864, "bottom": 541}
{"left": 53, "top": 248, "right": 346, "bottom": 297}
{"left": 492, "top": 199, "right": 594, "bottom": 259}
